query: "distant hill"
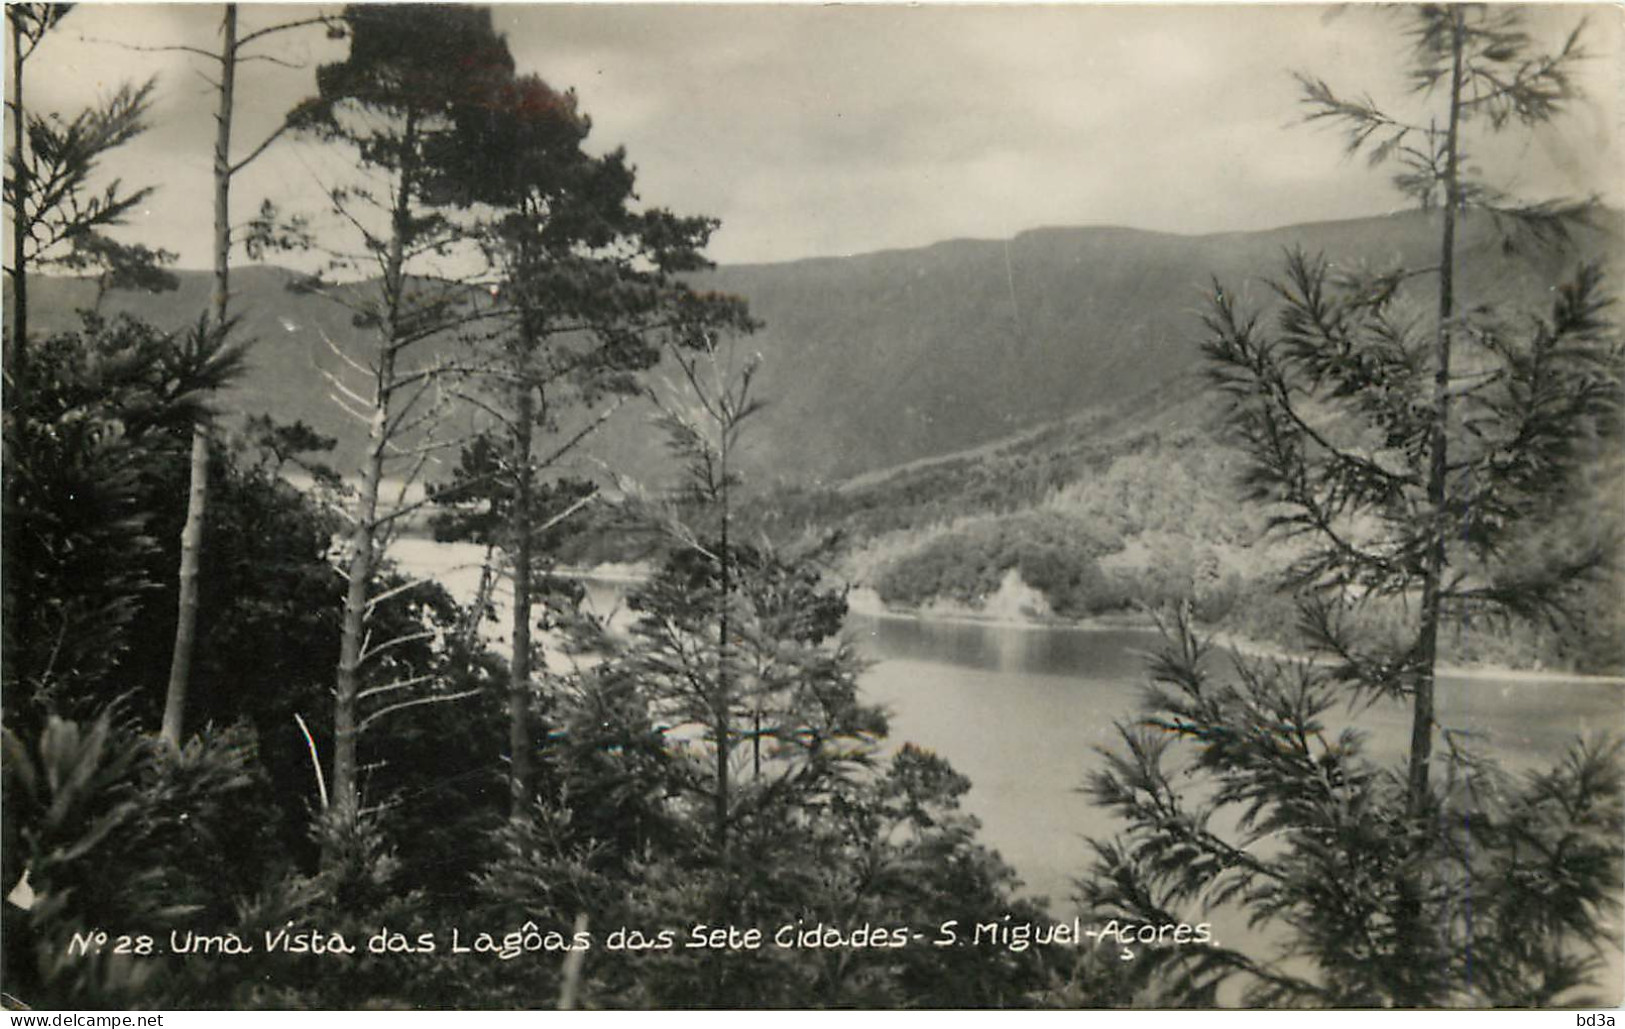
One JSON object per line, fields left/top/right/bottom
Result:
{"left": 744, "top": 358, "right": 1623, "bottom": 676}
{"left": 19, "top": 208, "right": 1623, "bottom": 491}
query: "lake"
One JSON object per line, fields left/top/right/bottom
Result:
{"left": 394, "top": 538, "right": 1625, "bottom": 996}
{"left": 850, "top": 609, "right": 1625, "bottom": 906}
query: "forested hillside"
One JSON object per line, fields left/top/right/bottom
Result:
{"left": 745, "top": 361, "right": 1624, "bottom": 675}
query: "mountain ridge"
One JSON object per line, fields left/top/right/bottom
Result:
{"left": 18, "top": 207, "right": 1623, "bottom": 490}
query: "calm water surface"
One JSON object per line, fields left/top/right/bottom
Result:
{"left": 850, "top": 611, "right": 1625, "bottom": 907}
{"left": 849, "top": 608, "right": 1625, "bottom": 1003}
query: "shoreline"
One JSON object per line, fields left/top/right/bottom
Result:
{"left": 844, "top": 585, "right": 1153, "bottom": 634}
{"left": 400, "top": 545, "right": 1625, "bottom": 688}
{"left": 843, "top": 586, "right": 1625, "bottom": 687}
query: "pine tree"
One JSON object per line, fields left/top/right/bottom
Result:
{"left": 428, "top": 71, "right": 750, "bottom": 819}
{"left": 1079, "top": 5, "right": 1624, "bottom": 1007}
{"left": 4, "top": 5, "right": 174, "bottom": 375}
{"left": 161, "top": 3, "right": 336, "bottom": 747}
{"left": 619, "top": 334, "right": 887, "bottom": 873}
{"left": 1284, "top": 5, "right": 1606, "bottom": 813}
{"left": 4, "top": 5, "right": 244, "bottom": 721}
{"left": 285, "top": 3, "right": 518, "bottom": 837}
{"left": 1080, "top": 615, "right": 1624, "bottom": 1006}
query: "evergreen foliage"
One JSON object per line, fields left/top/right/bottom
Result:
{"left": 2, "top": 315, "right": 244, "bottom": 723}
{"left": 1078, "top": 4, "right": 1624, "bottom": 1008}
{"left": 1079, "top": 617, "right": 1624, "bottom": 1007}
{"left": 423, "top": 55, "right": 751, "bottom": 818}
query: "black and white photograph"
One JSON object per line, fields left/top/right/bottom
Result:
{"left": 2, "top": 0, "right": 1623, "bottom": 1012}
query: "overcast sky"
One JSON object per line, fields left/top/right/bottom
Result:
{"left": 21, "top": 2, "right": 1624, "bottom": 270}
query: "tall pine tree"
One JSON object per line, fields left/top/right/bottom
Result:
{"left": 1080, "top": 5, "right": 1624, "bottom": 1007}
{"left": 429, "top": 71, "right": 751, "bottom": 819}
{"left": 286, "top": 3, "right": 516, "bottom": 836}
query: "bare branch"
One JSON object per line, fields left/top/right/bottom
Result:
{"left": 364, "top": 576, "right": 430, "bottom": 616}
{"left": 382, "top": 435, "right": 465, "bottom": 461}
{"left": 230, "top": 119, "right": 294, "bottom": 175}
{"left": 292, "top": 713, "right": 329, "bottom": 809}
{"left": 359, "top": 629, "right": 437, "bottom": 665}
{"left": 359, "top": 688, "right": 483, "bottom": 733}
{"left": 80, "top": 36, "right": 221, "bottom": 62}
{"left": 328, "top": 392, "right": 374, "bottom": 427}
{"left": 536, "top": 397, "right": 631, "bottom": 472}
{"left": 450, "top": 388, "right": 519, "bottom": 431}
{"left": 236, "top": 13, "right": 338, "bottom": 49}
{"left": 320, "top": 366, "right": 374, "bottom": 415}
{"left": 320, "top": 325, "right": 376, "bottom": 379}
{"left": 358, "top": 673, "right": 438, "bottom": 702}
{"left": 236, "top": 52, "right": 303, "bottom": 71}
{"left": 534, "top": 488, "right": 601, "bottom": 537}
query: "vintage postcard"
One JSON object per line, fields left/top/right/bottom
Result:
{"left": 4, "top": 1, "right": 1622, "bottom": 1014}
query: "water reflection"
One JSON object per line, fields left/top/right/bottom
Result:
{"left": 850, "top": 613, "right": 1159, "bottom": 680}
{"left": 849, "top": 608, "right": 1625, "bottom": 912}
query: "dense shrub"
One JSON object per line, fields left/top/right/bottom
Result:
{"left": 875, "top": 510, "right": 1119, "bottom": 613}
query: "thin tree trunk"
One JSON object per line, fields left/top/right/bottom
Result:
{"left": 1408, "top": 7, "right": 1464, "bottom": 819}
{"left": 330, "top": 114, "right": 416, "bottom": 838}
{"left": 1, "top": 26, "right": 24, "bottom": 986}
{"left": 9, "top": 12, "right": 28, "bottom": 375}
{"left": 162, "top": 431, "right": 210, "bottom": 744}
{"left": 5, "top": 13, "right": 32, "bottom": 714}
{"left": 556, "top": 913, "right": 589, "bottom": 1010}
{"left": 332, "top": 370, "right": 398, "bottom": 824}
{"left": 162, "top": 3, "right": 236, "bottom": 747}
{"left": 714, "top": 439, "right": 731, "bottom": 851}
{"left": 1392, "top": 12, "right": 1465, "bottom": 1007}
{"left": 508, "top": 380, "right": 535, "bottom": 820}
{"left": 333, "top": 366, "right": 391, "bottom": 825}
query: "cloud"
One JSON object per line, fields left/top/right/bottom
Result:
{"left": 17, "top": 3, "right": 1620, "bottom": 270}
